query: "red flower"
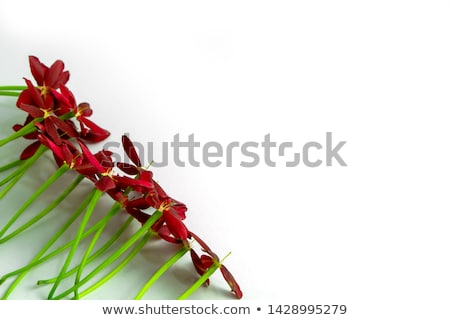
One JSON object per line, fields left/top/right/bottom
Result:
{"left": 17, "top": 79, "right": 55, "bottom": 117}
{"left": 29, "top": 55, "right": 69, "bottom": 91}
{"left": 13, "top": 57, "right": 109, "bottom": 160}
{"left": 51, "top": 87, "right": 110, "bottom": 143}
{"left": 189, "top": 232, "right": 243, "bottom": 299}
{"left": 161, "top": 201, "right": 188, "bottom": 241}
{"left": 76, "top": 103, "right": 110, "bottom": 143}
{"left": 79, "top": 139, "right": 153, "bottom": 193}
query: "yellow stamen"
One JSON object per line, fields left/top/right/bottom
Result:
{"left": 41, "top": 109, "right": 52, "bottom": 119}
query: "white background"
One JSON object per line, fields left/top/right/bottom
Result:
{"left": 1, "top": 0, "right": 450, "bottom": 319}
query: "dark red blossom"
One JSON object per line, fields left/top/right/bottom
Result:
{"left": 7, "top": 56, "right": 242, "bottom": 300}
{"left": 29, "top": 55, "right": 69, "bottom": 90}
{"left": 161, "top": 202, "right": 188, "bottom": 241}
{"left": 79, "top": 139, "right": 153, "bottom": 193}
{"left": 50, "top": 87, "right": 110, "bottom": 142}
{"left": 189, "top": 232, "right": 243, "bottom": 299}
{"left": 17, "top": 79, "right": 54, "bottom": 115}
{"left": 76, "top": 104, "right": 110, "bottom": 142}
{"left": 13, "top": 57, "right": 110, "bottom": 160}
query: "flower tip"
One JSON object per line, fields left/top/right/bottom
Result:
{"left": 220, "top": 265, "right": 243, "bottom": 299}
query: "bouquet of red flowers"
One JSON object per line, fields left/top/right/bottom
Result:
{"left": 0, "top": 56, "right": 242, "bottom": 300}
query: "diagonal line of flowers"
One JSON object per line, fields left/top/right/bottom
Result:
{"left": 0, "top": 56, "right": 242, "bottom": 300}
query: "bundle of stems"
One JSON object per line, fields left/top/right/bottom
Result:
{"left": 0, "top": 57, "right": 242, "bottom": 300}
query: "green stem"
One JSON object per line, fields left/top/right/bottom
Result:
{"left": 0, "top": 86, "right": 27, "bottom": 91}
{"left": 0, "top": 144, "right": 46, "bottom": 187}
{"left": 0, "top": 174, "right": 84, "bottom": 244}
{"left": 0, "top": 188, "right": 97, "bottom": 299}
{"left": 77, "top": 233, "right": 151, "bottom": 299}
{"left": 0, "top": 164, "right": 69, "bottom": 239}
{"left": 135, "top": 246, "right": 189, "bottom": 300}
{"left": 51, "top": 210, "right": 163, "bottom": 300}
{"left": 0, "top": 169, "right": 27, "bottom": 200}
{"left": 0, "top": 91, "right": 20, "bottom": 97}
{"left": 0, "top": 117, "right": 44, "bottom": 148}
{"left": 73, "top": 202, "right": 122, "bottom": 299}
{"left": 48, "top": 189, "right": 103, "bottom": 299}
{"left": 0, "top": 144, "right": 47, "bottom": 199}
{"left": 37, "top": 216, "right": 134, "bottom": 285}
{"left": 20, "top": 205, "right": 118, "bottom": 279}
{"left": 177, "top": 262, "right": 221, "bottom": 300}
{"left": 0, "top": 159, "right": 22, "bottom": 173}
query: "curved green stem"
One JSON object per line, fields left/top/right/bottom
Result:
{"left": 37, "top": 216, "right": 133, "bottom": 285}
{"left": 0, "top": 144, "right": 47, "bottom": 199}
{"left": 0, "top": 159, "right": 22, "bottom": 173}
{"left": 0, "top": 174, "right": 83, "bottom": 244}
{"left": 0, "top": 188, "right": 97, "bottom": 299}
{"left": 177, "top": 262, "right": 221, "bottom": 300}
{"left": 51, "top": 210, "right": 162, "bottom": 300}
{"left": 13, "top": 204, "right": 118, "bottom": 280}
{"left": 0, "top": 144, "right": 46, "bottom": 187}
{"left": 77, "top": 233, "right": 151, "bottom": 299}
{"left": 0, "top": 164, "right": 69, "bottom": 239}
{"left": 0, "top": 86, "right": 27, "bottom": 91}
{"left": 0, "top": 189, "right": 111, "bottom": 289}
{"left": 0, "top": 117, "right": 44, "bottom": 148}
{"left": 48, "top": 189, "right": 103, "bottom": 299}
{"left": 0, "top": 91, "right": 20, "bottom": 97}
{"left": 135, "top": 246, "right": 189, "bottom": 300}
{"left": 73, "top": 202, "right": 121, "bottom": 299}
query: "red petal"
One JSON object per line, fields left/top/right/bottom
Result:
{"left": 79, "top": 117, "right": 110, "bottom": 142}
{"left": 50, "top": 117, "right": 78, "bottom": 138}
{"left": 95, "top": 150, "right": 114, "bottom": 168}
{"left": 190, "top": 250, "right": 207, "bottom": 274}
{"left": 200, "top": 255, "right": 214, "bottom": 268}
{"left": 16, "top": 87, "right": 33, "bottom": 108}
{"left": 158, "top": 226, "right": 182, "bottom": 244}
{"left": 220, "top": 265, "right": 243, "bottom": 299}
{"left": 61, "top": 144, "right": 74, "bottom": 164}
{"left": 18, "top": 103, "right": 44, "bottom": 118}
{"left": 43, "top": 91, "right": 55, "bottom": 109}
{"left": 95, "top": 176, "right": 116, "bottom": 192}
{"left": 74, "top": 163, "right": 98, "bottom": 176}
{"left": 188, "top": 231, "right": 219, "bottom": 261}
{"left": 126, "top": 207, "right": 150, "bottom": 225}
{"left": 77, "top": 102, "right": 93, "bottom": 117}
{"left": 139, "top": 170, "right": 153, "bottom": 182}
{"left": 169, "top": 202, "right": 187, "bottom": 220}
{"left": 122, "top": 135, "right": 142, "bottom": 167}
{"left": 163, "top": 210, "right": 188, "bottom": 240}
{"left": 34, "top": 121, "right": 45, "bottom": 132}
{"left": 44, "top": 118, "right": 62, "bottom": 145}
{"left": 24, "top": 78, "right": 45, "bottom": 108}
{"left": 78, "top": 139, "right": 106, "bottom": 173}
{"left": 60, "top": 71, "right": 70, "bottom": 87}
{"left": 126, "top": 197, "right": 151, "bottom": 209}
{"left": 151, "top": 216, "right": 165, "bottom": 232}
{"left": 107, "top": 189, "right": 127, "bottom": 206}
{"left": 51, "top": 86, "right": 76, "bottom": 114}
{"left": 117, "top": 162, "right": 140, "bottom": 175}
{"left": 20, "top": 141, "right": 42, "bottom": 160}
{"left": 79, "top": 117, "right": 109, "bottom": 136}
{"left": 37, "top": 135, "right": 63, "bottom": 160}
{"left": 154, "top": 181, "right": 169, "bottom": 200}
{"left": 189, "top": 250, "right": 211, "bottom": 286}
{"left": 46, "top": 60, "right": 65, "bottom": 88}
{"left": 114, "top": 175, "right": 153, "bottom": 189}
{"left": 29, "top": 56, "right": 48, "bottom": 86}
